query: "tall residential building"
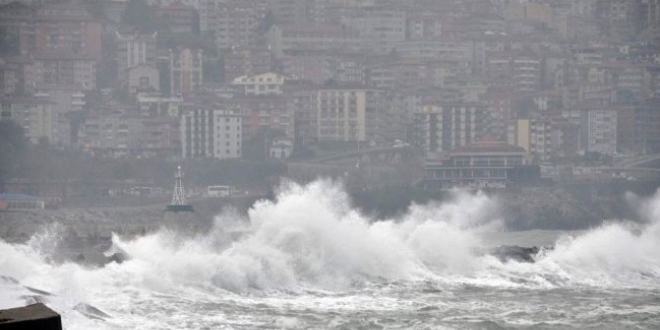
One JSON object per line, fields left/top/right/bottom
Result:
{"left": 507, "top": 118, "right": 553, "bottom": 162}
{"left": 181, "top": 109, "right": 242, "bottom": 159}
{"left": 267, "top": 0, "right": 307, "bottom": 25}
{"left": 212, "top": 2, "right": 263, "bottom": 50}
{"left": 223, "top": 47, "right": 272, "bottom": 82}
{"left": 315, "top": 86, "right": 387, "bottom": 143}
{"left": 343, "top": 6, "right": 406, "bottom": 55}
{"left": 34, "top": 3, "right": 102, "bottom": 61}
{"left": 170, "top": 48, "right": 203, "bottom": 96}
{"left": 0, "top": 2, "right": 36, "bottom": 56}
{"left": 0, "top": 96, "right": 57, "bottom": 144}
{"left": 413, "top": 103, "right": 486, "bottom": 155}
{"left": 580, "top": 107, "right": 618, "bottom": 155}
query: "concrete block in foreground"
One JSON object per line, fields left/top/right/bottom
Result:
{"left": 0, "top": 303, "right": 62, "bottom": 330}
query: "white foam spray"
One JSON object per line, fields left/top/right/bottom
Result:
{"left": 2, "top": 180, "right": 660, "bottom": 329}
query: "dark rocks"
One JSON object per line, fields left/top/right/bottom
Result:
{"left": 0, "top": 303, "right": 62, "bottom": 330}
{"left": 490, "top": 245, "right": 542, "bottom": 263}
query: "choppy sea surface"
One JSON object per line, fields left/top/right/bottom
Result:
{"left": 2, "top": 180, "right": 660, "bottom": 329}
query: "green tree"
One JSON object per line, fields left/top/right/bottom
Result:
{"left": 0, "top": 26, "right": 19, "bottom": 56}
{"left": 242, "top": 128, "right": 285, "bottom": 161}
{"left": 0, "top": 120, "right": 28, "bottom": 188}
{"left": 121, "top": 0, "right": 156, "bottom": 32}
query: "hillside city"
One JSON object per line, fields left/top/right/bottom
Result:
{"left": 1, "top": 0, "right": 660, "bottom": 203}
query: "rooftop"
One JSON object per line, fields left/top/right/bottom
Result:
{"left": 451, "top": 140, "right": 526, "bottom": 155}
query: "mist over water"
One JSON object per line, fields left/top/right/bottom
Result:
{"left": 2, "top": 180, "right": 660, "bottom": 329}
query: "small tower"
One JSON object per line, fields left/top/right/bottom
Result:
{"left": 166, "top": 165, "right": 193, "bottom": 212}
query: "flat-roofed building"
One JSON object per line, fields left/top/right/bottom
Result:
{"left": 413, "top": 103, "right": 486, "bottom": 156}
{"left": 315, "top": 86, "right": 387, "bottom": 143}
{"left": 423, "top": 140, "right": 528, "bottom": 190}
{"left": 181, "top": 108, "right": 242, "bottom": 159}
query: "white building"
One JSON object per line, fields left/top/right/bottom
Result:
{"left": 181, "top": 109, "right": 242, "bottom": 159}
{"left": 413, "top": 103, "right": 486, "bottom": 156}
{"left": 580, "top": 108, "right": 618, "bottom": 155}
{"left": 232, "top": 72, "right": 285, "bottom": 96}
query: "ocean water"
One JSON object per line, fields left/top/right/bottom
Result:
{"left": 1, "top": 180, "right": 660, "bottom": 329}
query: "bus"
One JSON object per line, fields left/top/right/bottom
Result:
{"left": 207, "top": 185, "right": 232, "bottom": 197}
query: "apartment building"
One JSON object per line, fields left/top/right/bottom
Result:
{"left": 507, "top": 118, "right": 553, "bottom": 162}
{"left": 155, "top": 2, "right": 198, "bottom": 35}
{"left": 212, "top": 1, "right": 263, "bottom": 50}
{"left": 223, "top": 47, "right": 272, "bottom": 82}
{"left": 1, "top": 96, "right": 58, "bottom": 144}
{"left": 34, "top": 3, "right": 102, "bottom": 61}
{"left": 181, "top": 108, "right": 242, "bottom": 160}
{"left": 315, "top": 86, "right": 388, "bottom": 143}
{"left": 232, "top": 72, "right": 285, "bottom": 96}
{"left": 0, "top": 2, "right": 36, "bottom": 56}
{"left": 266, "top": 24, "right": 360, "bottom": 58}
{"left": 580, "top": 107, "right": 618, "bottom": 155}
{"left": 413, "top": 103, "right": 486, "bottom": 155}
{"left": 343, "top": 6, "right": 405, "bottom": 55}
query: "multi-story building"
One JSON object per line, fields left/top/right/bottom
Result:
{"left": 0, "top": 2, "right": 36, "bottom": 56}
{"left": 507, "top": 118, "right": 553, "bottom": 162}
{"left": 78, "top": 112, "right": 138, "bottom": 158}
{"left": 232, "top": 72, "right": 285, "bottom": 96}
{"left": 405, "top": 10, "right": 442, "bottom": 40}
{"left": 423, "top": 140, "right": 527, "bottom": 190}
{"left": 180, "top": 108, "right": 242, "bottom": 160}
{"left": 223, "top": 46, "right": 272, "bottom": 82}
{"left": 229, "top": 94, "right": 294, "bottom": 138}
{"left": 0, "top": 59, "right": 18, "bottom": 95}
{"left": 285, "top": 82, "right": 316, "bottom": 145}
{"left": 137, "top": 93, "right": 182, "bottom": 116}
{"left": 551, "top": 118, "right": 581, "bottom": 158}
{"left": 0, "top": 96, "right": 57, "bottom": 144}
{"left": 580, "top": 107, "right": 618, "bottom": 155}
{"left": 343, "top": 6, "right": 406, "bottom": 55}
{"left": 267, "top": 0, "right": 307, "bottom": 25}
{"left": 596, "top": 0, "right": 639, "bottom": 38}
{"left": 481, "top": 91, "right": 515, "bottom": 140}
{"left": 136, "top": 116, "right": 180, "bottom": 158}
{"left": 170, "top": 48, "right": 203, "bottom": 96}
{"left": 334, "top": 53, "right": 366, "bottom": 85}
{"left": 156, "top": 2, "right": 198, "bottom": 35}
{"left": 513, "top": 54, "right": 541, "bottom": 94}
{"left": 282, "top": 53, "right": 333, "bottom": 84}
{"left": 412, "top": 103, "right": 486, "bottom": 156}
{"left": 212, "top": 1, "right": 263, "bottom": 50}
{"left": 315, "top": 86, "right": 387, "bottom": 143}
{"left": 266, "top": 24, "right": 360, "bottom": 58}
{"left": 34, "top": 56, "right": 97, "bottom": 90}
{"left": 34, "top": 3, "right": 102, "bottom": 61}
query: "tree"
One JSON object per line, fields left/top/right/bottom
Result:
{"left": 0, "top": 26, "right": 19, "bottom": 56}
{"left": 121, "top": 0, "right": 156, "bottom": 33}
{"left": 0, "top": 120, "right": 28, "bottom": 187}
{"left": 242, "top": 128, "right": 285, "bottom": 161}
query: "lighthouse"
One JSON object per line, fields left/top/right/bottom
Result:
{"left": 166, "top": 165, "right": 193, "bottom": 212}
